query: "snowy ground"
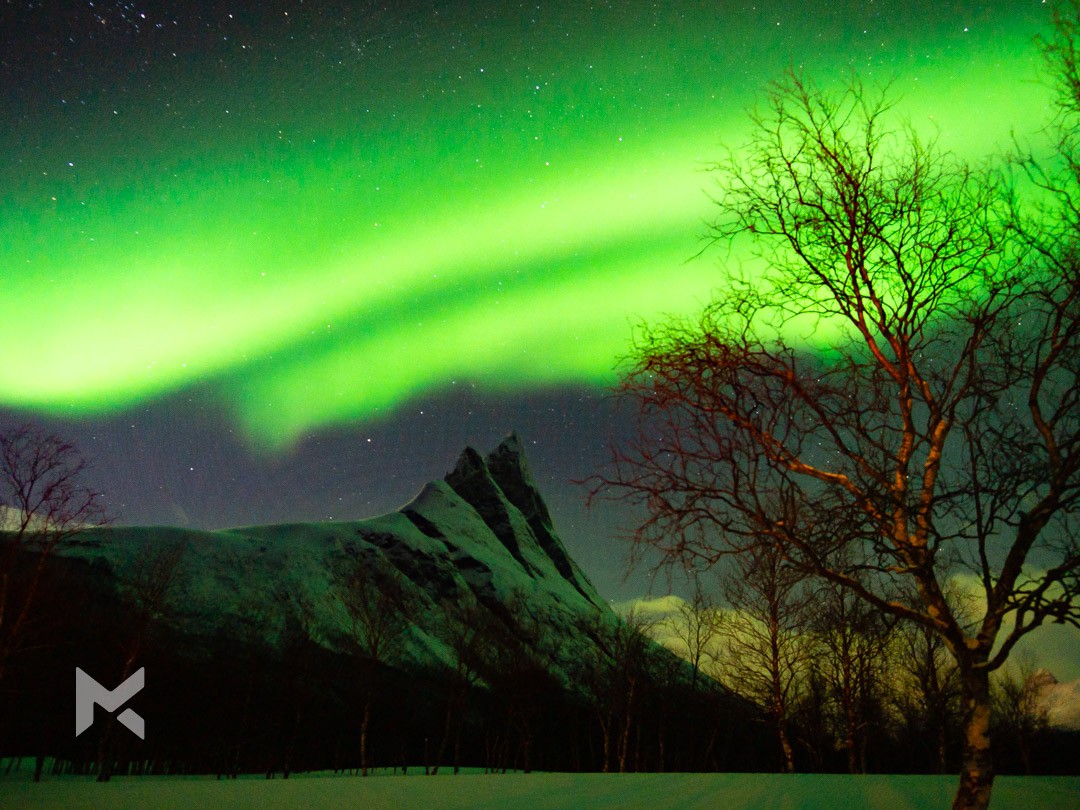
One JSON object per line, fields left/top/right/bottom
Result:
{"left": 2, "top": 768, "right": 1078, "bottom": 809}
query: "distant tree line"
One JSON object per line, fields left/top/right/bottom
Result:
{"left": 1, "top": 423, "right": 1078, "bottom": 783}
{"left": 0, "top": 425, "right": 764, "bottom": 779}
{"left": 648, "top": 561, "right": 1079, "bottom": 778}
{"left": 1, "top": 530, "right": 1075, "bottom": 781}
{"left": 0, "top": 529, "right": 767, "bottom": 779}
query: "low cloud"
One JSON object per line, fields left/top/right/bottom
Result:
{"left": 1039, "top": 674, "right": 1080, "bottom": 731}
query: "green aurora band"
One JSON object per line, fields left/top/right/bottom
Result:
{"left": 0, "top": 4, "right": 1053, "bottom": 449}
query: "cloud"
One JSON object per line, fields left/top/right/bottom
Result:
{"left": 611, "top": 594, "right": 686, "bottom": 619}
{"left": 618, "top": 579, "right": 1080, "bottom": 688}
{"left": 613, "top": 594, "right": 729, "bottom": 667}
{"left": 1039, "top": 674, "right": 1080, "bottom": 731}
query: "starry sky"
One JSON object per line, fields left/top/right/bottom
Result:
{"left": 0, "top": 1, "right": 1059, "bottom": 607}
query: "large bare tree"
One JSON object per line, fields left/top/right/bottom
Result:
{"left": 594, "top": 59, "right": 1080, "bottom": 810}
{"left": 0, "top": 425, "right": 104, "bottom": 683}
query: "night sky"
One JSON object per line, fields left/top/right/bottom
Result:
{"left": 0, "top": 1, "right": 1059, "bottom": 610}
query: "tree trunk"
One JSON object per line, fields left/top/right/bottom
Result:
{"left": 952, "top": 667, "right": 994, "bottom": 810}
{"left": 1018, "top": 731, "right": 1032, "bottom": 777}
{"left": 936, "top": 716, "right": 948, "bottom": 774}
{"left": 657, "top": 715, "right": 666, "bottom": 773}
{"left": 844, "top": 715, "right": 858, "bottom": 775}
{"left": 432, "top": 685, "right": 460, "bottom": 776}
{"left": 0, "top": 548, "right": 55, "bottom": 686}
{"left": 97, "top": 625, "right": 144, "bottom": 782}
{"left": 777, "top": 720, "right": 795, "bottom": 774}
{"left": 599, "top": 720, "right": 611, "bottom": 773}
{"left": 452, "top": 718, "right": 462, "bottom": 775}
{"left": 618, "top": 677, "right": 636, "bottom": 773}
{"left": 360, "top": 699, "right": 371, "bottom": 777}
{"left": 95, "top": 709, "right": 121, "bottom": 782}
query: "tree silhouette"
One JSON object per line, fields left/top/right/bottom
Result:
{"left": 0, "top": 425, "right": 104, "bottom": 684}
{"left": 431, "top": 591, "right": 496, "bottom": 776}
{"left": 660, "top": 576, "right": 724, "bottom": 694}
{"left": 574, "top": 607, "right": 657, "bottom": 773}
{"left": 97, "top": 537, "right": 189, "bottom": 782}
{"left": 889, "top": 602, "right": 962, "bottom": 774}
{"left": 810, "top": 577, "right": 894, "bottom": 774}
{"left": 327, "top": 547, "right": 414, "bottom": 777}
{"left": 990, "top": 656, "right": 1050, "bottom": 777}
{"left": 716, "top": 543, "right": 814, "bottom": 773}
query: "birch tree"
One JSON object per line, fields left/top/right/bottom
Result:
{"left": 595, "top": 62, "right": 1080, "bottom": 810}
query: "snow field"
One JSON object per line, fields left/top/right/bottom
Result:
{"left": 2, "top": 771, "right": 1079, "bottom": 809}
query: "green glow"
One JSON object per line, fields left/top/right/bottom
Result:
{"left": 236, "top": 246, "right": 721, "bottom": 447}
{"left": 0, "top": 5, "right": 1054, "bottom": 448}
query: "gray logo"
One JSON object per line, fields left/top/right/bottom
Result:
{"left": 75, "top": 668, "right": 145, "bottom": 739}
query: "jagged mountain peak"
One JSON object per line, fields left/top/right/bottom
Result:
{"left": 444, "top": 434, "right": 549, "bottom": 527}
{"left": 440, "top": 435, "right": 596, "bottom": 608}
{"left": 488, "top": 431, "right": 528, "bottom": 473}
{"left": 446, "top": 433, "right": 533, "bottom": 494}
{"left": 485, "top": 434, "right": 552, "bottom": 525}
{"left": 449, "top": 444, "right": 487, "bottom": 480}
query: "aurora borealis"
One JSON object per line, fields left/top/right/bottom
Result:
{"left": 0, "top": 1, "right": 1068, "bottom": 614}
{"left": 2, "top": 1, "right": 1052, "bottom": 441}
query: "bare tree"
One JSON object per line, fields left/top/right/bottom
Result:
{"left": 328, "top": 548, "right": 414, "bottom": 777}
{"left": 575, "top": 611, "right": 618, "bottom": 773}
{"left": 97, "top": 538, "right": 189, "bottom": 782}
{"left": 431, "top": 592, "right": 496, "bottom": 776}
{"left": 227, "top": 587, "right": 279, "bottom": 778}
{"left": 889, "top": 595, "right": 963, "bottom": 774}
{"left": 269, "top": 585, "right": 319, "bottom": 780}
{"left": 610, "top": 607, "right": 657, "bottom": 774}
{"left": 1014, "top": 0, "right": 1080, "bottom": 264}
{"left": 810, "top": 578, "right": 894, "bottom": 774}
{"left": 0, "top": 425, "right": 104, "bottom": 683}
{"left": 484, "top": 589, "right": 562, "bottom": 774}
{"left": 660, "top": 576, "right": 724, "bottom": 693}
{"left": 593, "top": 63, "right": 1080, "bottom": 809}
{"left": 716, "top": 542, "right": 814, "bottom": 773}
{"left": 574, "top": 607, "right": 657, "bottom": 773}
{"left": 990, "top": 656, "right": 1050, "bottom": 776}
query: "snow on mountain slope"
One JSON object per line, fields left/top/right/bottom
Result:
{"left": 58, "top": 434, "right": 612, "bottom": 677}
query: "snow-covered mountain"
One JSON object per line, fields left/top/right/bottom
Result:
{"left": 59, "top": 434, "right": 612, "bottom": 678}
{"left": 1, "top": 436, "right": 772, "bottom": 776}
